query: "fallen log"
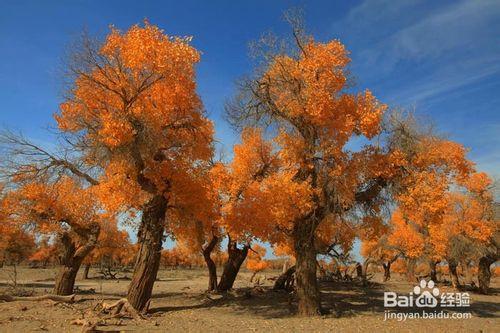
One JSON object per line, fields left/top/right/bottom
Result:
{"left": 0, "top": 293, "right": 76, "bottom": 303}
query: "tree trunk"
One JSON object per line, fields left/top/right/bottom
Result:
{"left": 282, "top": 259, "right": 290, "bottom": 274}
{"left": 383, "top": 262, "right": 391, "bottom": 282}
{"left": 429, "top": 260, "right": 439, "bottom": 282}
{"left": 273, "top": 265, "right": 296, "bottom": 291}
{"left": 294, "top": 224, "right": 321, "bottom": 316}
{"left": 11, "top": 264, "right": 17, "bottom": 289}
{"left": 460, "top": 260, "right": 473, "bottom": 286}
{"left": 478, "top": 256, "right": 495, "bottom": 294}
{"left": 54, "top": 265, "right": 80, "bottom": 295}
{"left": 127, "top": 195, "right": 167, "bottom": 312}
{"left": 83, "top": 264, "right": 90, "bottom": 279}
{"left": 53, "top": 224, "right": 100, "bottom": 295}
{"left": 448, "top": 260, "right": 461, "bottom": 289}
{"left": 217, "top": 239, "right": 248, "bottom": 291}
{"left": 406, "top": 258, "right": 416, "bottom": 282}
{"left": 202, "top": 234, "right": 219, "bottom": 292}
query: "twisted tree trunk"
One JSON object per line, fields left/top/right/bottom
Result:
{"left": 127, "top": 195, "right": 167, "bottom": 312}
{"left": 54, "top": 224, "right": 100, "bottom": 295}
{"left": 217, "top": 239, "right": 248, "bottom": 291}
{"left": 202, "top": 234, "right": 219, "bottom": 292}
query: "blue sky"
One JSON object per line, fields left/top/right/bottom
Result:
{"left": 1, "top": 1, "right": 499, "bottom": 256}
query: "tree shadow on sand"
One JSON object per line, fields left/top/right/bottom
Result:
{"left": 147, "top": 280, "right": 500, "bottom": 319}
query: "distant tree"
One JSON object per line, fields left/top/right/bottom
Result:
{"left": 246, "top": 244, "right": 270, "bottom": 282}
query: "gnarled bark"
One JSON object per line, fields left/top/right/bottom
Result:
{"left": 202, "top": 234, "right": 219, "bottom": 292}
{"left": 54, "top": 223, "right": 100, "bottom": 295}
{"left": 126, "top": 195, "right": 167, "bottom": 312}
{"left": 217, "top": 239, "right": 248, "bottom": 291}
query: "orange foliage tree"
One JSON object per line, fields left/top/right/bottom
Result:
{"left": 226, "top": 14, "right": 399, "bottom": 315}
{"left": 2, "top": 177, "right": 105, "bottom": 295}
{"left": 84, "top": 220, "right": 133, "bottom": 279}
{"left": 29, "top": 237, "right": 59, "bottom": 268}
{"left": 50, "top": 22, "right": 214, "bottom": 310}
{"left": 386, "top": 115, "right": 497, "bottom": 289}
{"left": 0, "top": 221, "right": 35, "bottom": 268}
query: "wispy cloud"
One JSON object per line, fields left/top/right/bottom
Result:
{"left": 388, "top": 55, "right": 500, "bottom": 104}
{"left": 338, "top": 0, "right": 500, "bottom": 103}
{"left": 354, "top": 0, "right": 500, "bottom": 67}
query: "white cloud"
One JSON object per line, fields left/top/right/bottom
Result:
{"left": 352, "top": 0, "right": 500, "bottom": 67}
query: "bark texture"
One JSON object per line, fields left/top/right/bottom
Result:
{"left": 53, "top": 223, "right": 100, "bottom": 295}
{"left": 217, "top": 239, "right": 248, "bottom": 291}
{"left": 293, "top": 222, "right": 321, "bottom": 316}
{"left": 126, "top": 195, "right": 167, "bottom": 312}
{"left": 202, "top": 234, "right": 219, "bottom": 292}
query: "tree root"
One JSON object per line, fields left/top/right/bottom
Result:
{"left": 100, "top": 298, "right": 144, "bottom": 320}
{"left": 0, "top": 293, "right": 76, "bottom": 303}
{"left": 69, "top": 298, "right": 144, "bottom": 332}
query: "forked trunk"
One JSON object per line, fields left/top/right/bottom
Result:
{"left": 383, "top": 262, "right": 391, "bottom": 282}
{"left": 294, "top": 224, "right": 321, "bottom": 316}
{"left": 217, "top": 239, "right": 248, "bottom": 291}
{"left": 127, "top": 195, "right": 167, "bottom": 312}
{"left": 478, "top": 256, "right": 495, "bottom": 294}
{"left": 202, "top": 234, "right": 219, "bottom": 292}
{"left": 448, "top": 260, "right": 461, "bottom": 289}
{"left": 54, "top": 224, "right": 100, "bottom": 295}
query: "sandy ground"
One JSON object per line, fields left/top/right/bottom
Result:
{"left": 0, "top": 266, "right": 498, "bottom": 332}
